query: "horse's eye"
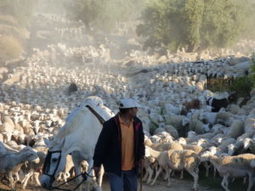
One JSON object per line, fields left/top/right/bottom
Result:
{"left": 52, "top": 158, "right": 58, "bottom": 162}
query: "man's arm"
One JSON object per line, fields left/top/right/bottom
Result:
{"left": 93, "top": 122, "right": 112, "bottom": 168}
{"left": 138, "top": 122, "right": 145, "bottom": 160}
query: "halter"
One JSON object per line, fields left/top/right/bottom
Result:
{"left": 42, "top": 150, "right": 62, "bottom": 179}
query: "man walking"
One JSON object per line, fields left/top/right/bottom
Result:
{"left": 93, "top": 98, "right": 145, "bottom": 191}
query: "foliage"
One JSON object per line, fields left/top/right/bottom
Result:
{"left": 0, "top": 35, "right": 23, "bottom": 62}
{"left": 0, "top": 0, "right": 36, "bottom": 26}
{"left": 0, "top": 24, "right": 29, "bottom": 40}
{"left": 208, "top": 56, "right": 255, "bottom": 98}
{"left": 229, "top": 76, "right": 253, "bottom": 97}
{"left": 0, "top": 15, "right": 18, "bottom": 26}
{"left": 64, "top": 0, "right": 146, "bottom": 32}
{"left": 137, "top": 0, "right": 253, "bottom": 52}
{"left": 250, "top": 54, "right": 255, "bottom": 87}
{"left": 0, "top": 1, "right": 35, "bottom": 62}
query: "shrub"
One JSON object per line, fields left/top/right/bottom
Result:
{"left": 0, "top": 24, "right": 29, "bottom": 40}
{"left": 137, "top": 0, "right": 253, "bottom": 52}
{"left": 64, "top": 0, "right": 145, "bottom": 32}
{"left": 0, "top": 35, "right": 23, "bottom": 62}
{"left": 0, "top": 15, "right": 18, "bottom": 26}
{"left": 229, "top": 76, "right": 253, "bottom": 98}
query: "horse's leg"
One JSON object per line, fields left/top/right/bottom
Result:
{"left": 71, "top": 151, "right": 84, "bottom": 188}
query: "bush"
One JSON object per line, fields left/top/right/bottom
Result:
{"left": 208, "top": 56, "right": 255, "bottom": 98}
{"left": 0, "top": 24, "right": 29, "bottom": 40}
{"left": 0, "top": 15, "right": 18, "bottom": 26}
{"left": 0, "top": 35, "right": 23, "bottom": 62}
{"left": 64, "top": 0, "right": 145, "bottom": 32}
{"left": 137, "top": 0, "right": 253, "bottom": 52}
{"left": 229, "top": 76, "right": 253, "bottom": 98}
{"left": 0, "top": 0, "right": 36, "bottom": 26}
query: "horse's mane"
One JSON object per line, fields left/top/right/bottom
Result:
{"left": 51, "top": 96, "right": 114, "bottom": 146}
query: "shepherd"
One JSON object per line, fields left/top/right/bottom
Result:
{"left": 93, "top": 98, "right": 145, "bottom": 191}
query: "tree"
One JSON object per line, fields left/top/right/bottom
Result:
{"left": 64, "top": 0, "right": 146, "bottom": 32}
{"left": 137, "top": 0, "right": 252, "bottom": 52}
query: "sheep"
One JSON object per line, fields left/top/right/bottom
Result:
{"left": 142, "top": 156, "right": 158, "bottom": 184}
{"left": 0, "top": 146, "right": 39, "bottom": 189}
{"left": 226, "top": 119, "right": 244, "bottom": 138}
{"left": 56, "top": 154, "right": 75, "bottom": 183}
{"left": 146, "top": 146, "right": 199, "bottom": 190}
{"left": 201, "top": 152, "right": 255, "bottom": 191}
{"left": 180, "top": 99, "right": 201, "bottom": 115}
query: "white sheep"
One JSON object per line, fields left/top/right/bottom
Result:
{"left": 201, "top": 152, "right": 255, "bottom": 191}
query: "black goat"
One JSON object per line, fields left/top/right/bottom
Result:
{"left": 68, "top": 83, "right": 78, "bottom": 95}
{"left": 206, "top": 92, "right": 236, "bottom": 112}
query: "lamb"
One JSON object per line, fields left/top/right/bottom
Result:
{"left": 0, "top": 146, "right": 39, "bottom": 189}
{"left": 142, "top": 156, "right": 158, "bottom": 184}
{"left": 56, "top": 154, "right": 74, "bottom": 183}
{"left": 21, "top": 151, "right": 45, "bottom": 189}
{"left": 201, "top": 152, "right": 255, "bottom": 191}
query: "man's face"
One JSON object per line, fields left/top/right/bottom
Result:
{"left": 129, "top": 107, "right": 138, "bottom": 117}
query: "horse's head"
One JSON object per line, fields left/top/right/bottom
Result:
{"left": 40, "top": 142, "right": 67, "bottom": 189}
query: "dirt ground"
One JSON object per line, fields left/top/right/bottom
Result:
{"left": 0, "top": 177, "right": 216, "bottom": 191}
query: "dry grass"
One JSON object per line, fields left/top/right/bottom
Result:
{"left": 0, "top": 15, "right": 18, "bottom": 26}
{"left": 0, "top": 24, "right": 29, "bottom": 40}
{"left": 0, "top": 35, "right": 23, "bottom": 62}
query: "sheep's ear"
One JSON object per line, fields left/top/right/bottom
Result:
{"left": 44, "top": 138, "right": 51, "bottom": 147}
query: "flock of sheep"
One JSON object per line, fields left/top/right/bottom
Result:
{"left": 1, "top": 10, "right": 255, "bottom": 191}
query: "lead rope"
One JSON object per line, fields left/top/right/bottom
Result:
{"left": 139, "top": 162, "right": 144, "bottom": 191}
{"left": 50, "top": 171, "right": 95, "bottom": 191}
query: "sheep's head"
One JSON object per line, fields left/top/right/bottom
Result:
{"left": 227, "top": 144, "right": 235, "bottom": 155}
{"left": 243, "top": 138, "right": 253, "bottom": 150}
{"left": 145, "top": 146, "right": 151, "bottom": 157}
{"left": 200, "top": 151, "right": 212, "bottom": 162}
{"left": 250, "top": 159, "right": 255, "bottom": 168}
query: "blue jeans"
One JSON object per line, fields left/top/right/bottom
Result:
{"left": 107, "top": 170, "right": 138, "bottom": 191}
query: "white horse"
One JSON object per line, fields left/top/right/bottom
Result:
{"left": 40, "top": 96, "right": 114, "bottom": 190}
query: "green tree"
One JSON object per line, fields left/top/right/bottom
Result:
{"left": 137, "top": 0, "right": 252, "bottom": 52}
{"left": 64, "top": 0, "right": 146, "bottom": 32}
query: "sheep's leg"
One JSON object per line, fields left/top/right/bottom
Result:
{"left": 171, "top": 170, "right": 177, "bottom": 177}
{"left": 243, "top": 177, "right": 246, "bottom": 184}
{"left": 167, "top": 169, "right": 172, "bottom": 186}
{"left": 33, "top": 172, "right": 41, "bottom": 186}
{"left": 221, "top": 175, "right": 230, "bottom": 191}
{"left": 97, "top": 165, "right": 104, "bottom": 187}
{"left": 163, "top": 168, "right": 168, "bottom": 180}
{"left": 180, "top": 170, "right": 184, "bottom": 179}
{"left": 187, "top": 169, "right": 199, "bottom": 191}
{"left": 21, "top": 170, "right": 33, "bottom": 189}
{"left": 7, "top": 172, "right": 15, "bottom": 189}
{"left": 147, "top": 167, "right": 154, "bottom": 184}
{"left": 203, "top": 162, "right": 210, "bottom": 177}
{"left": 151, "top": 167, "right": 162, "bottom": 185}
{"left": 64, "top": 172, "right": 70, "bottom": 183}
{"left": 14, "top": 171, "right": 20, "bottom": 182}
{"left": 213, "top": 166, "right": 217, "bottom": 177}
{"left": 247, "top": 174, "right": 253, "bottom": 191}
{"left": 143, "top": 169, "right": 149, "bottom": 182}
